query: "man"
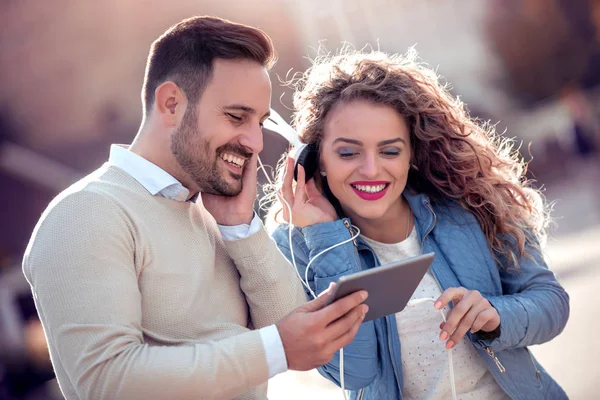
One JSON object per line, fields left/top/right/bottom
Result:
{"left": 23, "top": 16, "right": 368, "bottom": 400}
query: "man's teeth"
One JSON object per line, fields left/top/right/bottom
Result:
{"left": 352, "top": 184, "right": 387, "bottom": 193}
{"left": 221, "top": 153, "right": 245, "bottom": 167}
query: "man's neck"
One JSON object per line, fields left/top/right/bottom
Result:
{"left": 129, "top": 128, "right": 199, "bottom": 196}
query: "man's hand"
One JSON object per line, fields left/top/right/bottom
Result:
{"left": 435, "top": 287, "right": 501, "bottom": 349}
{"left": 203, "top": 154, "right": 258, "bottom": 226}
{"left": 277, "top": 285, "right": 368, "bottom": 371}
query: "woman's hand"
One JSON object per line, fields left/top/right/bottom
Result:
{"left": 435, "top": 287, "right": 501, "bottom": 349}
{"left": 278, "top": 157, "right": 337, "bottom": 228}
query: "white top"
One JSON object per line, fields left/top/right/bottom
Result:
{"left": 107, "top": 144, "right": 286, "bottom": 378}
{"left": 361, "top": 227, "right": 509, "bottom": 400}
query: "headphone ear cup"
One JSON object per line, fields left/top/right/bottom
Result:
{"left": 293, "top": 143, "right": 319, "bottom": 182}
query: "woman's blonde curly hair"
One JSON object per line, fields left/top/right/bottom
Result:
{"left": 265, "top": 48, "right": 550, "bottom": 268}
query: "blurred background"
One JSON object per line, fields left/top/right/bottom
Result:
{"left": 1, "top": 0, "right": 599, "bottom": 399}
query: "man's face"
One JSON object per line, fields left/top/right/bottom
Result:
{"left": 171, "top": 59, "right": 271, "bottom": 196}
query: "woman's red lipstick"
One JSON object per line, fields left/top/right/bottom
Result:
{"left": 350, "top": 181, "right": 389, "bottom": 201}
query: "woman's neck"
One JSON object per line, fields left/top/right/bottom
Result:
{"left": 347, "top": 198, "right": 413, "bottom": 244}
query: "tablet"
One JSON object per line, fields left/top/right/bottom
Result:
{"left": 325, "top": 252, "right": 435, "bottom": 322}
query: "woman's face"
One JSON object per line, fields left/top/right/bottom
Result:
{"left": 320, "top": 100, "right": 412, "bottom": 223}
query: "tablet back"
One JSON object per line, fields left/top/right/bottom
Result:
{"left": 328, "top": 252, "right": 435, "bottom": 322}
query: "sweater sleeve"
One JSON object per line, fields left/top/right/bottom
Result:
{"left": 223, "top": 223, "right": 308, "bottom": 329}
{"left": 23, "top": 190, "right": 269, "bottom": 400}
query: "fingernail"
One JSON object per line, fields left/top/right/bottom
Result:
{"left": 362, "top": 305, "right": 369, "bottom": 314}
{"left": 446, "top": 340, "right": 454, "bottom": 350}
{"left": 470, "top": 329, "right": 476, "bottom": 334}
{"left": 361, "top": 291, "right": 368, "bottom": 301}
{"left": 434, "top": 301, "right": 442, "bottom": 309}
{"left": 440, "top": 331, "right": 448, "bottom": 341}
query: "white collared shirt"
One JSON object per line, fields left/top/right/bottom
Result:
{"left": 107, "top": 144, "right": 287, "bottom": 378}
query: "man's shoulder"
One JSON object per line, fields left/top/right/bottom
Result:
{"left": 39, "top": 164, "right": 141, "bottom": 227}
{"left": 23, "top": 166, "right": 140, "bottom": 280}
{"left": 50, "top": 164, "right": 144, "bottom": 209}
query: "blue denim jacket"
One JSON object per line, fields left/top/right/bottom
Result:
{"left": 272, "top": 191, "right": 569, "bottom": 400}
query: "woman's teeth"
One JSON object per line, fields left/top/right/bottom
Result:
{"left": 352, "top": 184, "right": 387, "bottom": 193}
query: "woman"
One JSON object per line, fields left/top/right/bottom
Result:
{"left": 266, "top": 49, "right": 569, "bottom": 400}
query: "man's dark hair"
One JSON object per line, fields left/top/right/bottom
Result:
{"left": 142, "top": 16, "right": 276, "bottom": 115}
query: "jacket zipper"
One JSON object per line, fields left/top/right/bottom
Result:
{"left": 486, "top": 347, "right": 506, "bottom": 373}
{"left": 357, "top": 388, "right": 364, "bottom": 400}
{"left": 343, "top": 219, "right": 358, "bottom": 246}
{"left": 386, "top": 316, "right": 403, "bottom": 397}
{"left": 343, "top": 219, "right": 362, "bottom": 268}
{"left": 526, "top": 347, "right": 541, "bottom": 380}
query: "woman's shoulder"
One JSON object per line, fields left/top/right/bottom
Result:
{"left": 426, "top": 197, "right": 481, "bottom": 227}
{"left": 270, "top": 218, "right": 357, "bottom": 245}
{"left": 269, "top": 222, "right": 292, "bottom": 243}
{"left": 405, "top": 189, "right": 477, "bottom": 226}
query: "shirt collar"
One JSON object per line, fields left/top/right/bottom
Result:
{"left": 108, "top": 144, "right": 192, "bottom": 202}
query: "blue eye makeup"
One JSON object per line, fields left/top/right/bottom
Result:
{"left": 381, "top": 147, "right": 401, "bottom": 156}
{"left": 337, "top": 147, "right": 358, "bottom": 158}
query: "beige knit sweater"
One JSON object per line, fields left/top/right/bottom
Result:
{"left": 23, "top": 164, "right": 306, "bottom": 400}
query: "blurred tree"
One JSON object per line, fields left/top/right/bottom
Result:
{"left": 486, "top": 0, "right": 599, "bottom": 106}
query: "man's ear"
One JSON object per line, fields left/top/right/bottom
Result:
{"left": 154, "top": 81, "right": 187, "bottom": 127}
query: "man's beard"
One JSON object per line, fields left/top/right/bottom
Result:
{"left": 170, "top": 108, "right": 251, "bottom": 196}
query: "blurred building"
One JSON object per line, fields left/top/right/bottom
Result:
{"left": 285, "top": 0, "right": 508, "bottom": 114}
